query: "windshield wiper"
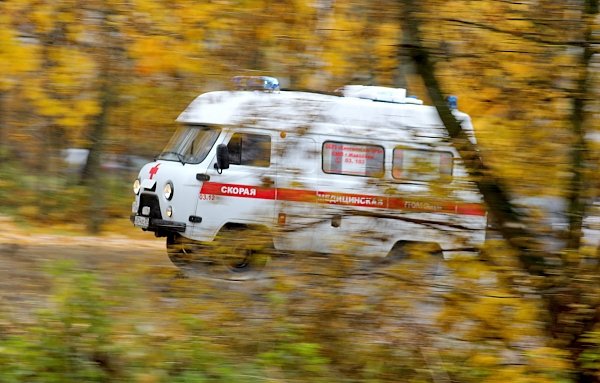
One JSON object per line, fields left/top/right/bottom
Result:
{"left": 160, "top": 151, "right": 186, "bottom": 165}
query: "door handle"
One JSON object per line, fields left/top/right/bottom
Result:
{"left": 331, "top": 214, "right": 342, "bottom": 228}
{"left": 261, "top": 176, "right": 274, "bottom": 187}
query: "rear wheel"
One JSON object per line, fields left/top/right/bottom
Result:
{"left": 166, "top": 226, "right": 273, "bottom": 280}
{"left": 379, "top": 241, "right": 446, "bottom": 280}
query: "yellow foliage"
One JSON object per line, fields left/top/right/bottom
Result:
{"left": 76, "top": 98, "right": 101, "bottom": 117}
{"left": 484, "top": 366, "right": 533, "bottom": 383}
{"left": 468, "top": 352, "right": 500, "bottom": 366}
{"left": 526, "top": 347, "right": 572, "bottom": 372}
{"left": 0, "top": 1, "right": 597, "bottom": 381}
{"left": 0, "top": 19, "right": 39, "bottom": 90}
{"left": 130, "top": 36, "right": 194, "bottom": 75}
{"left": 513, "top": 300, "right": 538, "bottom": 323}
{"left": 29, "top": 2, "right": 56, "bottom": 34}
{"left": 36, "top": 96, "right": 66, "bottom": 117}
{"left": 501, "top": 61, "right": 535, "bottom": 80}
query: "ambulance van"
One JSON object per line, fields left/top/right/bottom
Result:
{"left": 131, "top": 76, "right": 486, "bottom": 277}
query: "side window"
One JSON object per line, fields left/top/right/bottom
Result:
{"left": 392, "top": 148, "right": 453, "bottom": 182}
{"left": 227, "top": 133, "right": 271, "bottom": 167}
{"left": 280, "top": 137, "right": 317, "bottom": 174}
{"left": 322, "top": 141, "right": 384, "bottom": 177}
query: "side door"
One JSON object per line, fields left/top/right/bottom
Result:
{"left": 199, "top": 130, "right": 276, "bottom": 234}
{"left": 314, "top": 140, "right": 387, "bottom": 256}
{"left": 273, "top": 135, "right": 319, "bottom": 252}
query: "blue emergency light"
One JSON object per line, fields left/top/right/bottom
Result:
{"left": 447, "top": 95, "right": 458, "bottom": 110}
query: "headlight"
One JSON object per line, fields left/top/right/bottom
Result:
{"left": 163, "top": 181, "right": 174, "bottom": 200}
{"left": 133, "top": 179, "right": 141, "bottom": 195}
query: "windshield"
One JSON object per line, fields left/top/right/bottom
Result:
{"left": 157, "top": 125, "right": 220, "bottom": 164}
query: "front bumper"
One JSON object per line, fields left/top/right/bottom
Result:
{"left": 130, "top": 214, "right": 186, "bottom": 233}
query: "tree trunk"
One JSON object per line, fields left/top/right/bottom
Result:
{"left": 394, "top": 25, "right": 413, "bottom": 90}
{"left": 400, "top": 0, "right": 548, "bottom": 274}
{"left": 0, "top": 90, "right": 6, "bottom": 160}
{"left": 80, "top": 8, "right": 115, "bottom": 234}
{"left": 565, "top": 0, "right": 598, "bottom": 251}
{"left": 401, "top": 1, "right": 600, "bottom": 381}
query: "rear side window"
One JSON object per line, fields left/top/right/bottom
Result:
{"left": 227, "top": 133, "right": 271, "bottom": 167}
{"left": 322, "top": 141, "right": 384, "bottom": 177}
{"left": 392, "top": 148, "right": 453, "bottom": 182}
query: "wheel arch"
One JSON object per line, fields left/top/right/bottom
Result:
{"left": 387, "top": 240, "right": 443, "bottom": 259}
{"left": 220, "top": 221, "right": 273, "bottom": 234}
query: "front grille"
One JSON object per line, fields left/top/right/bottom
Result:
{"left": 138, "top": 193, "right": 163, "bottom": 219}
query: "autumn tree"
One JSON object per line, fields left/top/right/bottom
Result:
{"left": 0, "top": 8, "right": 39, "bottom": 161}
{"left": 401, "top": 0, "right": 600, "bottom": 381}
{"left": 3, "top": 0, "right": 600, "bottom": 379}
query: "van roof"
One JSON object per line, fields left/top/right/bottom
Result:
{"left": 176, "top": 90, "right": 474, "bottom": 142}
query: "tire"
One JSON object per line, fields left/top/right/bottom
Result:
{"left": 166, "top": 227, "right": 272, "bottom": 280}
{"left": 386, "top": 241, "right": 442, "bottom": 260}
{"left": 167, "top": 233, "right": 212, "bottom": 276}
{"left": 380, "top": 241, "right": 446, "bottom": 280}
{"left": 209, "top": 226, "right": 272, "bottom": 280}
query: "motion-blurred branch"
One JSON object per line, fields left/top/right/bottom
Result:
{"left": 400, "top": 0, "right": 550, "bottom": 275}
{"left": 442, "top": 18, "right": 590, "bottom": 47}
{"left": 565, "top": 0, "right": 597, "bottom": 252}
{"left": 401, "top": 1, "right": 600, "bottom": 381}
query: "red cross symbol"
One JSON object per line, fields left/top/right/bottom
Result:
{"left": 149, "top": 164, "right": 160, "bottom": 179}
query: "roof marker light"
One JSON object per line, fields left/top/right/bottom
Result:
{"left": 447, "top": 95, "right": 458, "bottom": 110}
{"left": 233, "top": 76, "right": 280, "bottom": 92}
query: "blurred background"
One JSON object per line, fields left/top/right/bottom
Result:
{"left": 1, "top": 0, "right": 598, "bottom": 232}
{"left": 1, "top": 1, "right": 600, "bottom": 382}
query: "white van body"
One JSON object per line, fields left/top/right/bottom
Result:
{"left": 131, "top": 81, "right": 487, "bottom": 263}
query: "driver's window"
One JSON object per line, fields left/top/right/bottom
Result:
{"left": 227, "top": 133, "right": 271, "bottom": 167}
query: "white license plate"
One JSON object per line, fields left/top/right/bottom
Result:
{"left": 134, "top": 215, "right": 149, "bottom": 228}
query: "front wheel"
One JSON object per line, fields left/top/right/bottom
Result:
{"left": 167, "top": 233, "right": 211, "bottom": 277}
{"left": 212, "top": 226, "right": 272, "bottom": 278}
{"left": 166, "top": 226, "right": 273, "bottom": 280}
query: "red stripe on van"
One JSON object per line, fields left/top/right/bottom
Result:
{"left": 200, "top": 182, "right": 276, "bottom": 200}
{"left": 276, "top": 188, "right": 317, "bottom": 203}
{"left": 388, "top": 196, "right": 457, "bottom": 214}
{"left": 456, "top": 203, "right": 487, "bottom": 216}
{"left": 316, "top": 191, "right": 387, "bottom": 208}
{"left": 199, "top": 182, "right": 485, "bottom": 216}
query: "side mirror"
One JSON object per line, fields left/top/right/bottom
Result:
{"left": 215, "top": 144, "right": 230, "bottom": 174}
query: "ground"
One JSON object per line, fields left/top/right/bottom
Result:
{"left": 0, "top": 215, "right": 453, "bottom": 381}
{"left": 0, "top": 214, "right": 442, "bottom": 324}
{"left": 0, "top": 216, "right": 169, "bottom": 314}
